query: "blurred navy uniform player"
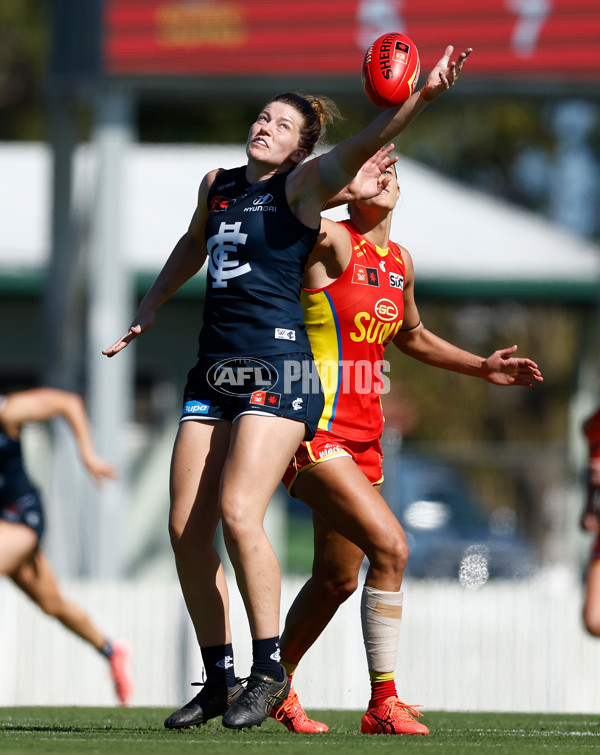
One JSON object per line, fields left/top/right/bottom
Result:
{"left": 104, "top": 43, "right": 471, "bottom": 732}
{"left": 0, "top": 388, "right": 133, "bottom": 706}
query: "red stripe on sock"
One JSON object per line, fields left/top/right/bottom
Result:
{"left": 369, "top": 679, "right": 398, "bottom": 706}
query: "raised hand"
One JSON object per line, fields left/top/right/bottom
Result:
{"left": 482, "top": 345, "right": 544, "bottom": 387}
{"left": 345, "top": 143, "right": 398, "bottom": 201}
{"left": 421, "top": 45, "right": 473, "bottom": 102}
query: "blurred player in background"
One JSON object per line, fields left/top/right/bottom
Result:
{"left": 580, "top": 403, "right": 600, "bottom": 636}
{"left": 271, "top": 158, "right": 544, "bottom": 735}
{"left": 0, "top": 387, "right": 133, "bottom": 706}
{"left": 104, "top": 45, "right": 471, "bottom": 732}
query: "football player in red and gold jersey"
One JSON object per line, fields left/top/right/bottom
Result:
{"left": 581, "top": 404, "right": 600, "bottom": 636}
{"left": 273, "top": 152, "right": 544, "bottom": 735}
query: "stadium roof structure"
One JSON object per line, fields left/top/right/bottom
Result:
{"left": 0, "top": 142, "right": 598, "bottom": 302}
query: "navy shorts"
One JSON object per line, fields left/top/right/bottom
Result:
{"left": 0, "top": 490, "right": 45, "bottom": 540}
{"left": 180, "top": 353, "right": 325, "bottom": 441}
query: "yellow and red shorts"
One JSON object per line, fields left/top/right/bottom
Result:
{"left": 282, "top": 429, "right": 384, "bottom": 496}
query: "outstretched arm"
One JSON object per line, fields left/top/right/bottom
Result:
{"left": 317, "top": 45, "right": 472, "bottom": 197}
{"left": 102, "top": 172, "right": 214, "bottom": 357}
{"left": 395, "top": 327, "right": 544, "bottom": 386}
{"left": 393, "top": 249, "right": 543, "bottom": 386}
{"left": 0, "top": 389, "right": 117, "bottom": 487}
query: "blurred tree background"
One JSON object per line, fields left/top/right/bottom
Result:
{"left": 0, "top": 2, "right": 48, "bottom": 140}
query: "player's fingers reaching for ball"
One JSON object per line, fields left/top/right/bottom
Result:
{"left": 423, "top": 44, "right": 472, "bottom": 99}
{"left": 436, "top": 45, "right": 454, "bottom": 68}
{"left": 441, "top": 47, "right": 473, "bottom": 88}
{"left": 456, "top": 48, "right": 473, "bottom": 71}
{"left": 449, "top": 49, "right": 473, "bottom": 85}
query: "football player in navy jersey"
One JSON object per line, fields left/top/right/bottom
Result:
{"left": 0, "top": 387, "right": 133, "bottom": 705}
{"left": 104, "top": 45, "right": 471, "bottom": 730}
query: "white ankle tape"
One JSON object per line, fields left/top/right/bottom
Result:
{"left": 360, "top": 586, "right": 403, "bottom": 674}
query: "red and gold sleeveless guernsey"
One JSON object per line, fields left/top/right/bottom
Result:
{"left": 584, "top": 408, "right": 600, "bottom": 460}
{"left": 301, "top": 219, "right": 405, "bottom": 441}
{"left": 584, "top": 408, "right": 600, "bottom": 561}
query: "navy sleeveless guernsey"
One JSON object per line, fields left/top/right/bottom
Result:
{"left": 199, "top": 166, "right": 319, "bottom": 360}
{"left": 0, "top": 430, "right": 37, "bottom": 505}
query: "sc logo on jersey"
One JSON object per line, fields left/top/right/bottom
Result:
{"left": 374, "top": 298, "right": 399, "bottom": 322}
{"left": 389, "top": 272, "right": 404, "bottom": 290}
{"left": 207, "top": 357, "right": 279, "bottom": 396}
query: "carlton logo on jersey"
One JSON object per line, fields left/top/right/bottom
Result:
{"left": 207, "top": 221, "right": 252, "bottom": 288}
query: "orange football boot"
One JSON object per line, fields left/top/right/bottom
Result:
{"left": 361, "top": 697, "right": 429, "bottom": 735}
{"left": 269, "top": 686, "right": 328, "bottom": 733}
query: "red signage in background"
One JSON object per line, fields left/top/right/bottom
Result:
{"left": 104, "top": 0, "right": 600, "bottom": 83}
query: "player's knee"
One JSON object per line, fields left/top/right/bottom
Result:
{"left": 322, "top": 573, "right": 359, "bottom": 604}
{"left": 378, "top": 530, "right": 409, "bottom": 574}
{"left": 394, "top": 535, "right": 409, "bottom": 571}
{"left": 220, "top": 517, "right": 247, "bottom": 553}
{"left": 220, "top": 497, "right": 258, "bottom": 545}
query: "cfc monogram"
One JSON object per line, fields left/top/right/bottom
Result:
{"left": 207, "top": 221, "right": 252, "bottom": 288}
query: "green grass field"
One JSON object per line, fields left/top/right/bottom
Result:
{"left": 1, "top": 707, "right": 598, "bottom": 754}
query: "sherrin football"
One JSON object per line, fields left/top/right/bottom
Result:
{"left": 362, "top": 32, "right": 420, "bottom": 108}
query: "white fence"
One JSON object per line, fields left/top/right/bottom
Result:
{"left": 1, "top": 569, "right": 599, "bottom": 713}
